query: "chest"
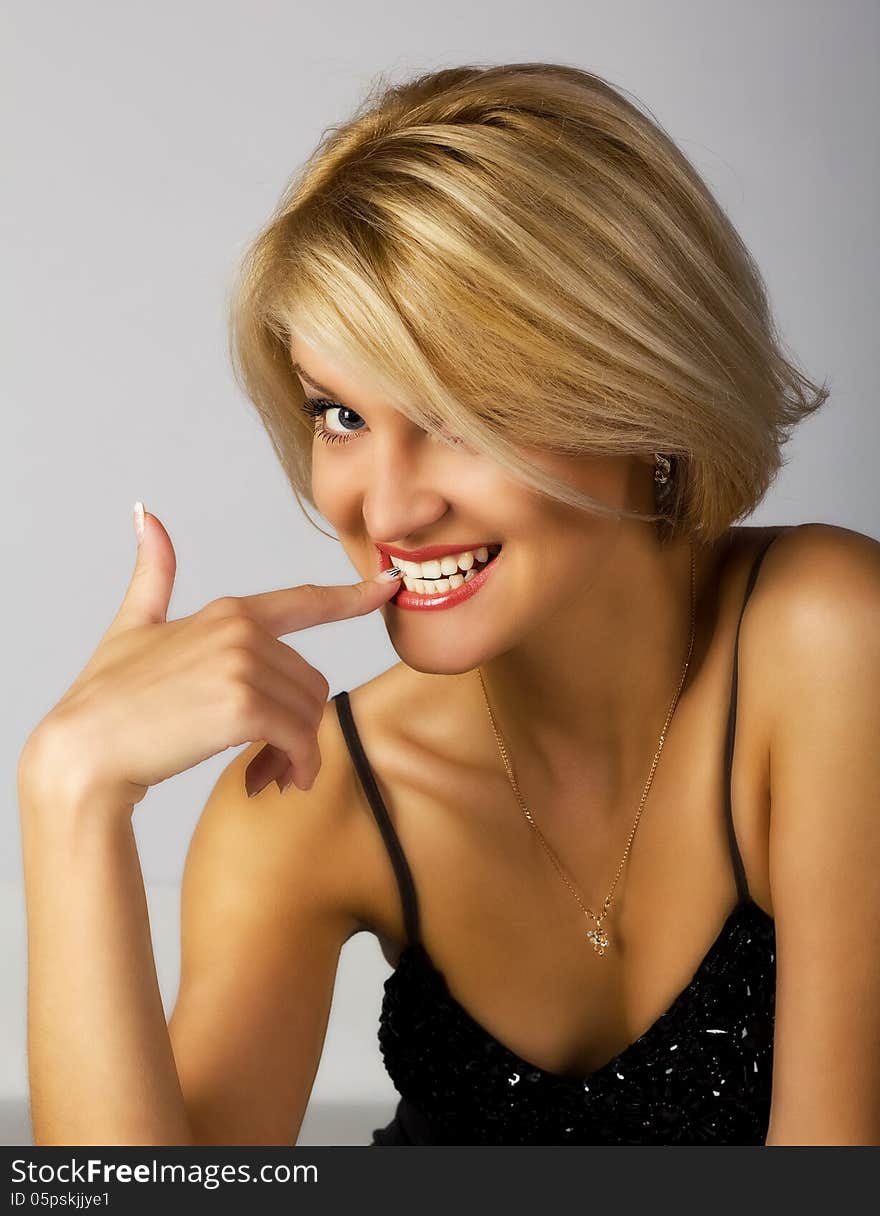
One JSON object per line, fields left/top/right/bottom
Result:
{"left": 377, "top": 708, "right": 764, "bottom": 1074}
{"left": 376, "top": 902, "right": 777, "bottom": 1144}
{"left": 360, "top": 538, "right": 778, "bottom": 1078}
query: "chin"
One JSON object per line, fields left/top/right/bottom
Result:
{"left": 385, "top": 640, "right": 483, "bottom": 678}
{"left": 379, "top": 607, "right": 522, "bottom": 677}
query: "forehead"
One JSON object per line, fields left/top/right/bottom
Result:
{"left": 289, "top": 334, "right": 355, "bottom": 393}
{"left": 289, "top": 335, "right": 417, "bottom": 419}
{"left": 290, "top": 358, "right": 337, "bottom": 396}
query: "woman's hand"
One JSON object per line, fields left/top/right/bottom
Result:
{"left": 20, "top": 506, "right": 402, "bottom": 815}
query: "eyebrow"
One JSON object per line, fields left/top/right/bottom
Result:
{"left": 291, "top": 361, "right": 343, "bottom": 399}
{"left": 292, "top": 360, "right": 426, "bottom": 425}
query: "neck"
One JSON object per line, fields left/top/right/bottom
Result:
{"left": 477, "top": 530, "right": 720, "bottom": 815}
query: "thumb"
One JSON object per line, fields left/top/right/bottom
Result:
{"left": 109, "top": 502, "right": 178, "bottom": 634}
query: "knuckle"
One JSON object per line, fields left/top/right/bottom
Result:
{"left": 298, "top": 665, "right": 329, "bottom": 708}
{"left": 223, "top": 644, "right": 260, "bottom": 684}
{"left": 302, "top": 692, "right": 324, "bottom": 728}
{"left": 311, "top": 682, "right": 330, "bottom": 719}
{"left": 215, "top": 614, "right": 262, "bottom": 649}
{"left": 291, "top": 720, "right": 319, "bottom": 756}
{"left": 202, "top": 595, "right": 245, "bottom": 621}
{"left": 225, "top": 680, "right": 265, "bottom": 727}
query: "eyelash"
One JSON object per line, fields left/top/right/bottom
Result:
{"left": 300, "top": 396, "right": 464, "bottom": 447}
{"left": 300, "top": 397, "right": 360, "bottom": 445}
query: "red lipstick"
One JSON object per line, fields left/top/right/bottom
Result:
{"left": 377, "top": 542, "right": 498, "bottom": 563}
{"left": 375, "top": 545, "right": 503, "bottom": 612}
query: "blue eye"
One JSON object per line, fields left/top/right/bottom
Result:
{"left": 300, "top": 396, "right": 465, "bottom": 448}
{"left": 300, "top": 397, "right": 364, "bottom": 445}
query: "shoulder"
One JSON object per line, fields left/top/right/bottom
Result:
{"left": 172, "top": 711, "right": 382, "bottom": 1145}
{"left": 732, "top": 521, "right": 880, "bottom": 788}
{"left": 742, "top": 523, "right": 880, "bottom": 1143}
{"left": 750, "top": 520, "right": 880, "bottom": 620}
{"left": 734, "top": 521, "right": 880, "bottom": 682}
{"left": 185, "top": 695, "right": 393, "bottom": 946}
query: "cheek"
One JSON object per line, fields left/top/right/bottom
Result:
{"left": 311, "top": 459, "right": 357, "bottom": 520}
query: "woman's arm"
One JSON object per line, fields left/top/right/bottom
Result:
{"left": 757, "top": 524, "right": 880, "bottom": 1146}
{"left": 18, "top": 731, "right": 193, "bottom": 1145}
{"left": 18, "top": 711, "right": 369, "bottom": 1147}
{"left": 16, "top": 505, "right": 399, "bottom": 1146}
{"left": 166, "top": 732, "right": 367, "bottom": 1146}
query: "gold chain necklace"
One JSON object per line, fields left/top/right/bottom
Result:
{"left": 476, "top": 544, "right": 696, "bottom": 957}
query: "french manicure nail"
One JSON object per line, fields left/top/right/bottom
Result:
{"left": 133, "top": 501, "right": 145, "bottom": 546}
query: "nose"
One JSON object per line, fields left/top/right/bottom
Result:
{"left": 361, "top": 432, "right": 452, "bottom": 546}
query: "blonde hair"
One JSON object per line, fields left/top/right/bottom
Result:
{"left": 228, "top": 61, "right": 829, "bottom": 545}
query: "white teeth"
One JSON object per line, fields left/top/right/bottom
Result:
{"left": 401, "top": 569, "right": 477, "bottom": 594}
{"left": 394, "top": 544, "right": 499, "bottom": 581}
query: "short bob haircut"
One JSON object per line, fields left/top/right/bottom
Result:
{"left": 228, "top": 61, "right": 829, "bottom": 546}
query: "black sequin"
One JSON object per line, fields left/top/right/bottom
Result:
{"left": 371, "top": 899, "right": 775, "bottom": 1145}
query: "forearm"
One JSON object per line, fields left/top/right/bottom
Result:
{"left": 19, "top": 770, "right": 192, "bottom": 1146}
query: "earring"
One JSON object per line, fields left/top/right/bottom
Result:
{"left": 653, "top": 452, "right": 672, "bottom": 488}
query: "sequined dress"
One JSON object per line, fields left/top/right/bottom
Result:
{"left": 331, "top": 534, "right": 780, "bottom": 1145}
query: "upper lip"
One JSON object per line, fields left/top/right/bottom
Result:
{"left": 376, "top": 542, "right": 498, "bottom": 563}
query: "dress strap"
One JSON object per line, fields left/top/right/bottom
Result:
{"left": 723, "top": 531, "right": 785, "bottom": 903}
{"left": 331, "top": 690, "right": 422, "bottom": 947}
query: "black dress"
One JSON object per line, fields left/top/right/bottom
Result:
{"left": 331, "top": 534, "right": 781, "bottom": 1145}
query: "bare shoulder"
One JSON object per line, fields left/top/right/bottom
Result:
{"left": 744, "top": 522, "right": 880, "bottom": 1143}
{"left": 738, "top": 521, "right": 880, "bottom": 660}
{"left": 168, "top": 703, "right": 396, "bottom": 1143}
{"left": 731, "top": 520, "right": 879, "bottom": 755}
{"left": 183, "top": 696, "right": 393, "bottom": 945}
{"left": 754, "top": 520, "right": 879, "bottom": 599}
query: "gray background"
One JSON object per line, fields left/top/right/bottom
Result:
{"left": 2, "top": 0, "right": 877, "bottom": 1144}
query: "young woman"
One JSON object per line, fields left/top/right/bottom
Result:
{"left": 18, "top": 62, "right": 880, "bottom": 1147}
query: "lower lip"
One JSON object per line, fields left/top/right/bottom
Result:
{"left": 377, "top": 550, "right": 503, "bottom": 612}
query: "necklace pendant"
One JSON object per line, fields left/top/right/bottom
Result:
{"left": 586, "top": 925, "right": 609, "bottom": 955}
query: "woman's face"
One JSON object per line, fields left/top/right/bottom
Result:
{"left": 292, "top": 338, "right": 655, "bottom": 675}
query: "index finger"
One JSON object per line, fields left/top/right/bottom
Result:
{"left": 237, "top": 568, "right": 402, "bottom": 638}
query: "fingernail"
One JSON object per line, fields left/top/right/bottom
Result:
{"left": 375, "top": 566, "right": 402, "bottom": 581}
{"left": 133, "top": 501, "right": 145, "bottom": 547}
